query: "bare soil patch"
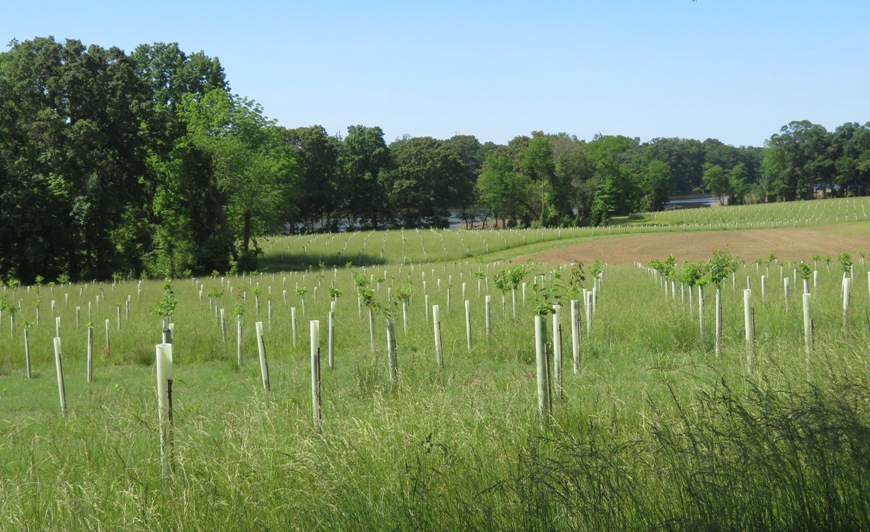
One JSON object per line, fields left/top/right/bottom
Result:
{"left": 528, "top": 223, "right": 870, "bottom": 265}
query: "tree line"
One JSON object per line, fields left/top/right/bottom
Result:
{"left": 2, "top": 37, "right": 869, "bottom": 283}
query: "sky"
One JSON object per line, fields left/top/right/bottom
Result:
{"left": 2, "top": 1, "right": 868, "bottom": 148}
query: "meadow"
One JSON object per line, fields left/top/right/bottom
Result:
{"left": 2, "top": 197, "right": 870, "bottom": 530}
{"left": 260, "top": 196, "right": 870, "bottom": 268}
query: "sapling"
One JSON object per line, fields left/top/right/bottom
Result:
{"left": 494, "top": 262, "right": 530, "bottom": 319}
{"left": 680, "top": 260, "right": 707, "bottom": 323}
{"left": 838, "top": 252, "right": 853, "bottom": 278}
{"left": 252, "top": 285, "right": 262, "bottom": 316}
{"left": 353, "top": 272, "right": 378, "bottom": 351}
{"left": 395, "top": 285, "right": 412, "bottom": 335}
{"left": 798, "top": 263, "right": 812, "bottom": 294}
{"left": 150, "top": 282, "right": 178, "bottom": 343}
{"left": 706, "top": 249, "right": 738, "bottom": 357}
{"left": 296, "top": 286, "right": 307, "bottom": 316}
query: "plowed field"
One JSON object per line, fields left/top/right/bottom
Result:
{"left": 528, "top": 223, "right": 870, "bottom": 265}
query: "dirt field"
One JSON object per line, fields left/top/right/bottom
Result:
{"left": 528, "top": 223, "right": 870, "bottom": 265}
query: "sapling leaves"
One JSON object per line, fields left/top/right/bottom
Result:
{"left": 531, "top": 262, "right": 586, "bottom": 316}
{"left": 150, "top": 282, "right": 178, "bottom": 321}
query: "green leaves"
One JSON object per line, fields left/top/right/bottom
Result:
{"left": 652, "top": 249, "right": 739, "bottom": 288}
{"left": 838, "top": 252, "right": 853, "bottom": 274}
{"left": 150, "top": 282, "right": 178, "bottom": 320}
{"left": 350, "top": 270, "right": 399, "bottom": 318}
{"left": 531, "top": 262, "right": 586, "bottom": 316}
{"left": 493, "top": 263, "right": 529, "bottom": 293}
{"left": 707, "top": 249, "right": 739, "bottom": 287}
{"left": 798, "top": 263, "right": 812, "bottom": 280}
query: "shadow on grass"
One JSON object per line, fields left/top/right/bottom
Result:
{"left": 259, "top": 253, "right": 387, "bottom": 272}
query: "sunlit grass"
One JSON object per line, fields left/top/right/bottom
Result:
{"left": 2, "top": 203, "right": 870, "bottom": 528}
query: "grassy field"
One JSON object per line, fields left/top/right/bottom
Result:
{"left": 260, "top": 196, "right": 870, "bottom": 270}
{"left": 2, "top": 199, "right": 870, "bottom": 529}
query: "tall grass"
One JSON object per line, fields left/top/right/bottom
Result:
{"left": 1, "top": 226, "right": 870, "bottom": 528}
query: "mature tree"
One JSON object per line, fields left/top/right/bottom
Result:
{"left": 587, "top": 135, "right": 639, "bottom": 222}
{"left": 0, "top": 37, "right": 148, "bottom": 282}
{"left": 832, "top": 122, "right": 870, "bottom": 196}
{"left": 282, "top": 125, "right": 343, "bottom": 232}
{"left": 764, "top": 121, "right": 832, "bottom": 200}
{"left": 702, "top": 164, "right": 729, "bottom": 204}
{"left": 553, "top": 135, "right": 594, "bottom": 221}
{"left": 179, "top": 88, "right": 300, "bottom": 271}
{"left": 521, "top": 134, "right": 555, "bottom": 222}
{"left": 383, "top": 136, "right": 465, "bottom": 228}
{"left": 442, "top": 134, "right": 485, "bottom": 227}
{"left": 728, "top": 162, "right": 750, "bottom": 205}
{"left": 641, "top": 159, "right": 672, "bottom": 211}
{"left": 133, "top": 42, "right": 228, "bottom": 276}
{"left": 476, "top": 149, "right": 534, "bottom": 227}
{"left": 645, "top": 138, "right": 705, "bottom": 195}
{"left": 341, "top": 125, "right": 391, "bottom": 229}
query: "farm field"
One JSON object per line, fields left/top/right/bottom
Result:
{"left": 259, "top": 196, "right": 870, "bottom": 270}
{"left": 530, "top": 222, "right": 870, "bottom": 266}
{"left": 2, "top": 198, "right": 870, "bottom": 529}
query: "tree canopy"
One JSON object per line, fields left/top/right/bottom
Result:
{"left": 1, "top": 36, "right": 869, "bottom": 282}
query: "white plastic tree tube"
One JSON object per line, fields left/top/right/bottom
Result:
{"left": 534, "top": 315, "right": 550, "bottom": 427}
{"left": 552, "top": 305, "right": 562, "bottom": 399}
{"left": 386, "top": 318, "right": 398, "bottom": 385}
{"left": 433, "top": 305, "right": 443, "bottom": 369}
{"left": 842, "top": 277, "right": 851, "bottom": 329}
{"left": 155, "top": 342, "right": 174, "bottom": 476}
{"left": 803, "top": 292, "right": 812, "bottom": 360}
{"left": 465, "top": 300, "right": 472, "bottom": 353}
{"left": 744, "top": 289, "right": 754, "bottom": 374}
{"left": 87, "top": 325, "right": 94, "bottom": 382}
{"left": 255, "top": 322, "right": 271, "bottom": 392}
{"left": 53, "top": 337, "right": 67, "bottom": 416}
{"left": 485, "top": 295, "right": 492, "bottom": 338}
{"left": 310, "top": 320, "right": 322, "bottom": 427}
{"left": 237, "top": 315, "right": 243, "bottom": 368}
{"left": 328, "top": 310, "right": 335, "bottom": 370}
{"left": 571, "top": 299, "right": 581, "bottom": 374}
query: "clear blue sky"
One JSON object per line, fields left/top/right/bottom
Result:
{"left": 3, "top": 1, "right": 868, "bottom": 147}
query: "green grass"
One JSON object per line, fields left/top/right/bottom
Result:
{"left": 259, "top": 197, "right": 870, "bottom": 271}
{"left": 3, "top": 201, "right": 870, "bottom": 528}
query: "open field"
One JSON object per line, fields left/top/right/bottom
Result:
{"left": 530, "top": 222, "right": 870, "bottom": 265}
{"left": 2, "top": 199, "right": 870, "bottom": 529}
{"left": 260, "top": 196, "right": 870, "bottom": 270}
